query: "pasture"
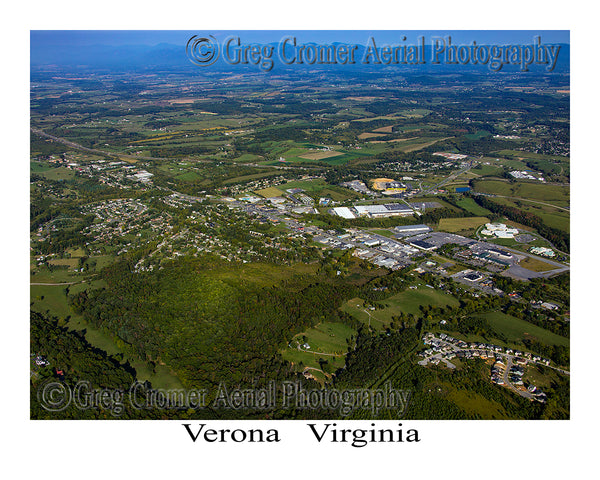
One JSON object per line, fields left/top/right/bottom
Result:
{"left": 518, "top": 256, "right": 559, "bottom": 272}
{"left": 254, "top": 186, "right": 285, "bottom": 198}
{"left": 472, "top": 311, "right": 569, "bottom": 348}
{"left": 472, "top": 180, "right": 569, "bottom": 208}
{"left": 438, "top": 217, "right": 490, "bottom": 233}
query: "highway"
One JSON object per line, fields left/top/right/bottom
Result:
{"left": 31, "top": 127, "right": 172, "bottom": 162}
{"left": 421, "top": 160, "right": 474, "bottom": 195}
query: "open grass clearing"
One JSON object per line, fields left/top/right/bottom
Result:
{"left": 372, "top": 125, "right": 394, "bottom": 133}
{"left": 281, "top": 321, "right": 355, "bottom": 372}
{"left": 472, "top": 311, "right": 569, "bottom": 347}
{"left": 381, "top": 287, "right": 460, "bottom": 316}
{"left": 254, "top": 186, "right": 285, "bottom": 198}
{"left": 358, "top": 132, "right": 386, "bottom": 139}
{"left": 518, "top": 256, "right": 560, "bottom": 272}
{"left": 472, "top": 180, "right": 569, "bottom": 207}
{"left": 454, "top": 197, "right": 493, "bottom": 216}
{"left": 438, "top": 216, "right": 489, "bottom": 233}
{"left": 39, "top": 167, "right": 75, "bottom": 181}
{"left": 341, "top": 287, "right": 460, "bottom": 331}
{"left": 298, "top": 150, "right": 344, "bottom": 160}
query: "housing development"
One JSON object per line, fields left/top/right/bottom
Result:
{"left": 30, "top": 32, "right": 570, "bottom": 420}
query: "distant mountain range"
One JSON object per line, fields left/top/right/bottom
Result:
{"left": 30, "top": 41, "right": 570, "bottom": 74}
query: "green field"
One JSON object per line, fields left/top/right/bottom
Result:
{"left": 230, "top": 153, "right": 264, "bottom": 163}
{"left": 380, "top": 287, "right": 460, "bottom": 316}
{"left": 281, "top": 321, "right": 356, "bottom": 375}
{"left": 495, "top": 149, "right": 569, "bottom": 164}
{"left": 438, "top": 216, "right": 489, "bottom": 233}
{"left": 368, "top": 229, "right": 395, "bottom": 238}
{"left": 31, "top": 284, "right": 78, "bottom": 320}
{"left": 340, "top": 298, "right": 389, "bottom": 331}
{"left": 341, "top": 287, "right": 461, "bottom": 330}
{"left": 471, "top": 163, "right": 505, "bottom": 177}
{"left": 455, "top": 197, "right": 493, "bottom": 216}
{"left": 490, "top": 196, "right": 570, "bottom": 233}
{"left": 282, "top": 179, "right": 329, "bottom": 192}
{"left": 254, "top": 186, "right": 285, "bottom": 198}
{"left": 465, "top": 130, "right": 492, "bottom": 140}
{"left": 472, "top": 180, "right": 569, "bottom": 207}
{"left": 446, "top": 382, "right": 511, "bottom": 419}
{"left": 175, "top": 171, "right": 203, "bottom": 182}
{"left": 47, "top": 258, "right": 79, "bottom": 269}
{"left": 223, "top": 170, "right": 279, "bottom": 185}
{"left": 518, "top": 256, "right": 559, "bottom": 272}
{"left": 473, "top": 311, "right": 569, "bottom": 347}
{"left": 39, "top": 166, "right": 75, "bottom": 181}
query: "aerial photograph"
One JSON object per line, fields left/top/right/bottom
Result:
{"left": 29, "top": 30, "right": 570, "bottom": 420}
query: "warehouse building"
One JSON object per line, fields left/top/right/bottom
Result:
{"left": 410, "top": 239, "right": 437, "bottom": 251}
{"left": 331, "top": 207, "right": 356, "bottom": 219}
{"left": 354, "top": 203, "right": 413, "bottom": 218}
{"left": 394, "top": 224, "right": 431, "bottom": 236}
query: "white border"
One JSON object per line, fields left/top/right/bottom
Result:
{"left": 5, "top": 1, "right": 598, "bottom": 477}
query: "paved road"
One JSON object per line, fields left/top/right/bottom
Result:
{"left": 421, "top": 161, "right": 474, "bottom": 195}
{"left": 420, "top": 337, "right": 569, "bottom": 400}
{"left": 501, "top": 356, "right": 536, "bottom": 400}
{"left": 31, "top": 127, "right": 176, "bottom": 162}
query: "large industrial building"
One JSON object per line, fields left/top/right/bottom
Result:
{"left": 331, "top": 203, "right": 415, "bottom": 219}
{"left": 354, "top": 203, "right": 413, "bottom": 218}
{"left": 394, "top": 224, "right": 432, "bottom": 236}
{"left": 331, "top": 206, "right": 356, "bottom": 219}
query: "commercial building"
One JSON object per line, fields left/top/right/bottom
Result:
{"left": 487, "top": 248, "right": 513, "bottom": 261}
{"left": 331, "top": 207, "right": 356, "bottom": 219}
{"left": 530, "top": 246, "right": 556, "bottom": 257}
{"left": 354, "top": 203, "right": 413, "bottom": 218}
{"left": 394, "top": 224, "right": 431, "bottom": 236}
{"left": 481, "top": 223, "right": 519, "bottom": 239}
{"left": 410, "top": 239, "right": 437, "bottom": 251}
{"left": 464, "top": 271, "right": 483, "bottom": 282}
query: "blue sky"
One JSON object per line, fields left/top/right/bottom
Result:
{"left": 31, "top": 30, "right": 569, "bottom": 47}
